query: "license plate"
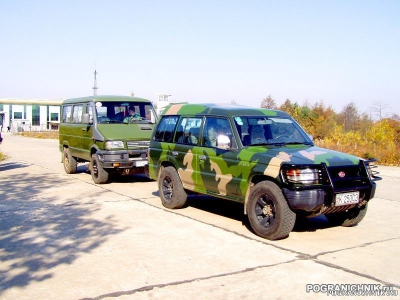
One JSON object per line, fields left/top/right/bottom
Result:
{"left": 134, "top": 160, "right": 147, "bottom": 167}
{"left": 335, "top": 191, "right": 359, "bottom": 206}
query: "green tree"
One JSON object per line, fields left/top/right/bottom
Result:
{"left": 310, "top": 101, "right": 336, "bottom": 140}
{"left": 337, "top": 102, "right": 360, "bottom": 132}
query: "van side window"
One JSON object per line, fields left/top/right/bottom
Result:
{"left": 154, "top": 116, "right": 178, "bottom": 142}
{"left": 72, "top": 105, "right": 83, "bottom": 123}
{"left": 87, "top": 106, "right": 94, "bottom": 124}
{"left": 62, "top": 105, "right": 72, "bottom": 123}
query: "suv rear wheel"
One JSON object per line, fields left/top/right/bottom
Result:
{"left": 158, "top": 166, "right": 187, "bottom": 209}
{"left": 247, "top": 181, "right": 296, "bottom": 240}
{"left": 91, "top": 154, "right": 109, "bottom": 184}
{"left": 63, "top": 147, "right": 77, "bottom": 174}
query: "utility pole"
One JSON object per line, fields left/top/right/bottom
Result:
{"left": 92, "top": 70, "right": 98, "bottom": 96}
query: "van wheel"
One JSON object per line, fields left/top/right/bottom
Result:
{"left": 247, "top": 181, "right": 296, "bottom": 240}
{"left": 63, "top": 148, "right": 77, "bottom": 174}
{"left": 326, "top": 204, "right": 368, "bottom": 227}
{"left": 91, "top": 154, "right": 109, "bottom": 184}
{"left": 158, "top": 166, "right": 187, "bottom": 209}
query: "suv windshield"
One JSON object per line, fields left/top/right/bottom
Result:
{"left": 233, "top": 116, "right": 313, "bottom": 146}
{"left": 95, "top": 101, "right": 157, "bottom": 124}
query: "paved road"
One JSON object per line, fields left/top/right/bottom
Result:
{"left": 0, "top": 132, "right": 399, "bottom": 299}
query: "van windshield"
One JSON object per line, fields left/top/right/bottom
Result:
{"left": 233, "top": 116, "right": 313, "bottom": 146}
{"left": 95, "top": 101, "right": 157, "bottom": 124}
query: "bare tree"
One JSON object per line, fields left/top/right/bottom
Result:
{"left": 370, "top": 100, "right": 391, "bottom": 120}
{"left": 261, "top": 94, "right": 277, "bottom": 109}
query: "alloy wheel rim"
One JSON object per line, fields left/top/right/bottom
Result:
{"left": 255, "top": 195, "right": 276, "bottom": 228}
{"left": 162, "top": 177, "right": 173, "bottom": 199}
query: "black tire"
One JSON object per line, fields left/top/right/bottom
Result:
{"left": 247, "top": 181, "right": 296, "bottom": 240}
{"left": 326, "top": 204, "right": 368, "bottom": 227}
{"left": 158, "top": 166, "right": 187, "bottom": 209}
{"left": 63, "top": 147, "right": 77, "bottom": 174}
{"left": 91, "top": 154, "right": 109, "bottom": 184}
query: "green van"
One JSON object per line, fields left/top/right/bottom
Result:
{"left": 59, "top": 95, "right": 157, "bottom": 184}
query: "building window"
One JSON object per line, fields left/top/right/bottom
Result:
{"left": 51, "top": 113, "right": 58, "bottom": 121}
{"left": 14, "top": 112, "right": 22, "bottom": 119}
{"left": 32, "top": 105, "right": 40, "bottom": 126}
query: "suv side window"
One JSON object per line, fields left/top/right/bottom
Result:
{"left": 202, "top": 117, "right": 236, "bottom": 148}
{"left": 154, "top": 116, "right": 178, "bottom": 142}
{"left": 174, "top": 117, "right": 202, "bottom": 145}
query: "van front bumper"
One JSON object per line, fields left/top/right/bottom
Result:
{"left": 96, "top": 150, "right": 147, "bottom": 169}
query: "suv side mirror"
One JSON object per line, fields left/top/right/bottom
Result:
{"left": 82, "top": 113, "right": 90, "bottom": 124}
{"left": 216, "top": 135, "right": 230, "bottom": 150}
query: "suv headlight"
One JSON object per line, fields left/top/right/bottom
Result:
{"left": 105, "top": 141, "right": 124, "bottom": 150}
{"left": 282, "top": 168, "right": 321, "bottom": 185}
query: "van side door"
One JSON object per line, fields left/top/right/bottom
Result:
{"left": 68, "top": 104, "right": 84, "bottom": 158}
{"left": 80, "top": 103, "right": 94, "bottom": 161}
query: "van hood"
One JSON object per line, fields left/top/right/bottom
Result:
{"left": 245, "top": 145, "right": 361, "bottom": 167}
{"left": 96, "top": 123, "right": 154, "bottom": 140}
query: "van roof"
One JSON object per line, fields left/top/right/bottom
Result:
{"left": 62, "top": 95, "right": 152, "bottom": 105}
{"left": 161, "top": 103, "right": 290, "bottom": 118}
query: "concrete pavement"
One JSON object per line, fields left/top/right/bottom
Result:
{"left": 0, "top": 132, "right": 399, "bottom": 299}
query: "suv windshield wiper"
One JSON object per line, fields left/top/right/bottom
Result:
{"left": 285, "top": 141, "right": 314, "bottom": 146}
{"left": 248, "top": 142, "right": 286, "bottom": 146}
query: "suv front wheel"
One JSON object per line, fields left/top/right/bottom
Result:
{"left": 158, "top": 166, "right": 187, "bottom": 209}
{"left": 247, "top": 181, "right": 296, "bottom": 240}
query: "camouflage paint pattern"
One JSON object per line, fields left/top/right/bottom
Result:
{"left": 149, "top": 104, "right": 364, "bottom": 206}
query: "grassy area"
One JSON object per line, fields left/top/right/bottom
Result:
{"left": 0, "top": 152, "right": 7, "bottom": 161}
{"left": 19, "top": 131, "right": 59, "bottom": 139}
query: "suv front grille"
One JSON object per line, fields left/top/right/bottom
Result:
{"left": 326, "top": 164, "right": 370, "bottom": 190}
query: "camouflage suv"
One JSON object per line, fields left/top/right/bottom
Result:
{"left": 147, "top": 103, "right": 380, "bottom": 240}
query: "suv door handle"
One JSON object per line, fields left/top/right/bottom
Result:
{"left": 171, "top": 151, "right": 178, "bottom": 157}
{"left": 199, "top": 155, "right": 206, "bottom": 161}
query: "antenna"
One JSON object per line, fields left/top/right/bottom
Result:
{"left": 92, "top": 70, "right": 98, "bottom": 96}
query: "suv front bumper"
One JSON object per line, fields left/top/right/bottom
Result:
{"left": 282, "top": 184, "right": 376, "bottom": 212}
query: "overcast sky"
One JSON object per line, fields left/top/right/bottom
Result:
{"left": 1, "top": 0, "right": 399, "bottom": 118}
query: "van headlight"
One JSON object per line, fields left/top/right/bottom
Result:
{"left": 105, "top": 141, "right": 124, "bottom": 150}
{"left": 282, "top": 168, "right": 321, "bottom": 185}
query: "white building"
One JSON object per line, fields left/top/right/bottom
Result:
{"left": 156, "top": 94, "right": 172, "bottom": 115}
{"left": 0, "top": 98, "right": 62, "bottom": 132}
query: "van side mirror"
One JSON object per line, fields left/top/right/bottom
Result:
{"left": 82, "top": 113, "right": 90, "bottom": 124}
